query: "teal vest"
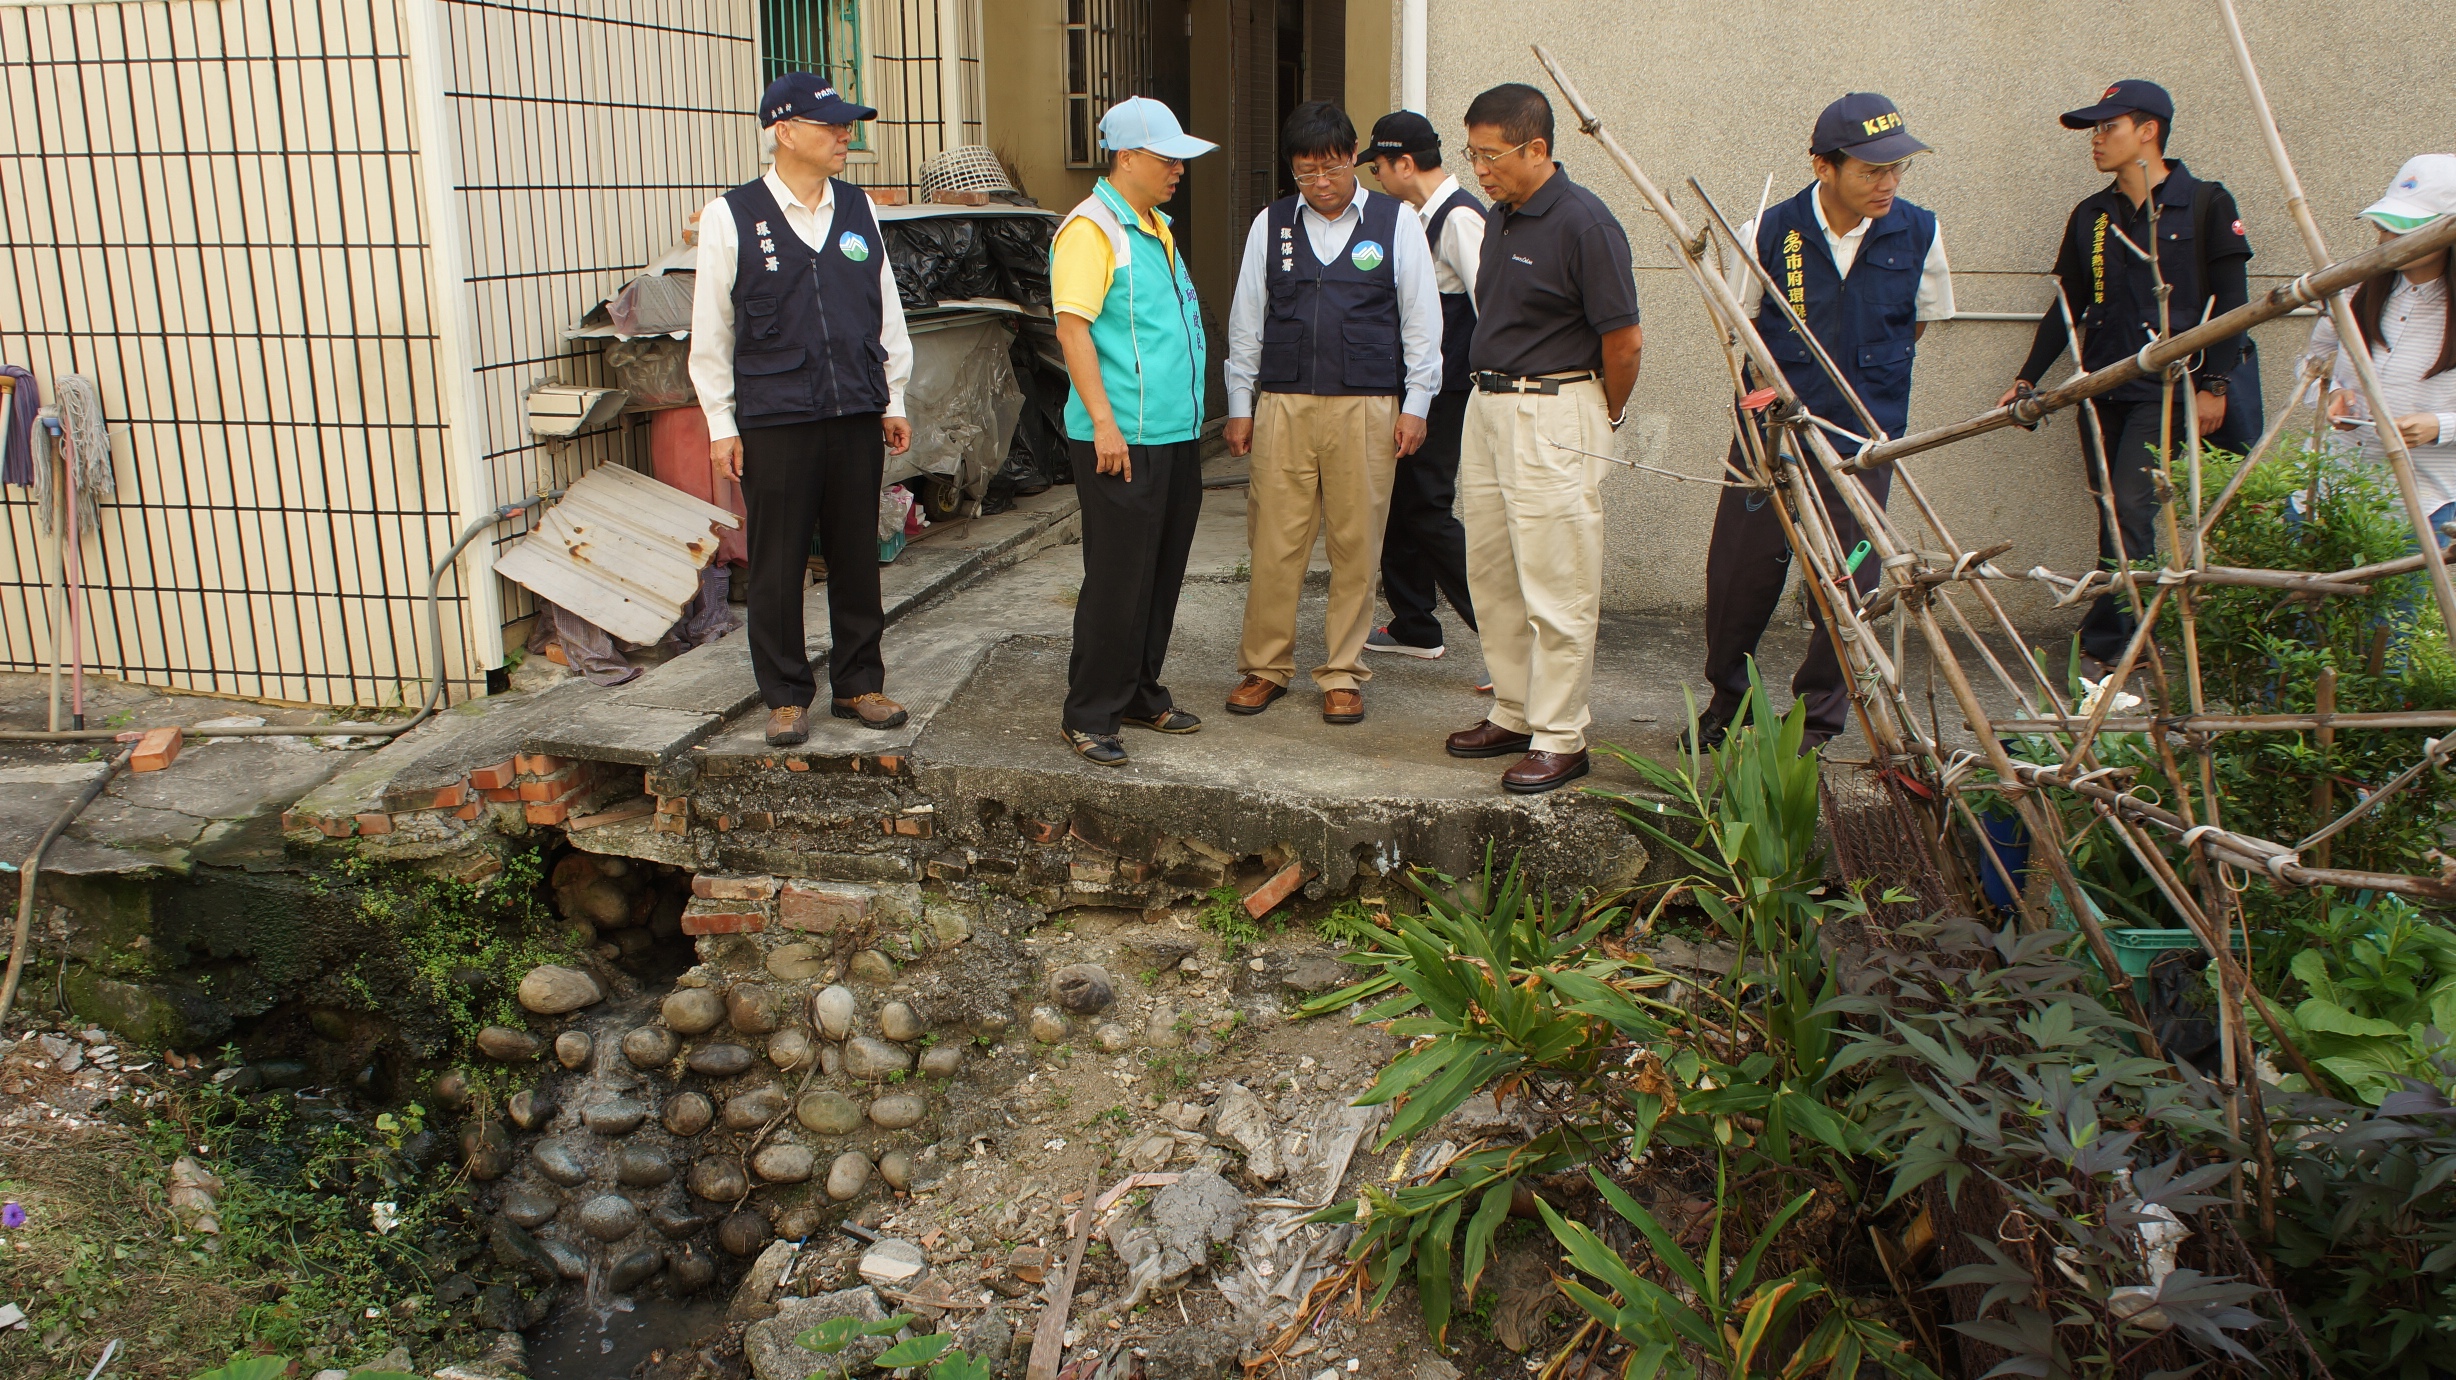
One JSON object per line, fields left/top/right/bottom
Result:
{"left": 1060, "top": 179, "right": 1207, "bottom": 445}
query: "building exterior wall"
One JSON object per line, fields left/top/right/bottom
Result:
{"left": 1416, "top": 0, "right": 2441, "bottom": 624}
{"left": 0, "top": 0, "right": 463, "bottom": 707}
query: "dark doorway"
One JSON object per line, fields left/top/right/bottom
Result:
{"left": 1149, "top": 0, "right": 1194, "bottom": 246}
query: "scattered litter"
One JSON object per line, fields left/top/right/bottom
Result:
{"left": 857, "top": 1237, "right": 927, "bottom": 1288}
{"left": 1209, "top": 1083, "right": 1283, "bottom": 1181}
{"left": 168, "top": 1155, "right": 224, "bottom": 1235}
{"left": 0, "top": 1302, "right": 24, "bottom": 1329}
{"left": 370, "top": 1201, "right": 401, "bottom": 1234}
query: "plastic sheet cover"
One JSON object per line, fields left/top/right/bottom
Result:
{"left": 886, "top": 317, "right": 1025, "bottom": 503}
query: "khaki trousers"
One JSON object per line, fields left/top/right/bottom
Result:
{"left": 1459, "top": 380, "right": 1610, "bottom": 753}
{"left": 1238, "top": 392, "right": 1399, "bottom": 692}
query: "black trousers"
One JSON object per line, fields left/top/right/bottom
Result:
{"left": 738, "top": 414, "right": 887, "bottom": 708}
{"left": 2076, "top": 395, "right": 2180, "bottom": 662}
{"left": 1702, "top": 438, "right": 1892, "bottom": 740}
{"left": 1066, "top": 438, "right": 1204, "bottom": 734}
{"left": 1379, "top": 388, "right": 1477, "bottom": 648}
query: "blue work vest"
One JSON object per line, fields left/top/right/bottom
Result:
{"left": 1257, "top": 191, "right": 1404, "bottom": 397}
{"left": 1751, "top": 185, "right": 1935, "bottom": 447}
{"left": 723, "top": 176, "right": 891, "bottom": 428}
{"left": 1425, "top": 185, "right": 1484, "bottom": 394}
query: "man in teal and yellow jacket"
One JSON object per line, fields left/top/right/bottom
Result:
{"left": 1050, "top": 97, "right": 1215, "bottom": 766}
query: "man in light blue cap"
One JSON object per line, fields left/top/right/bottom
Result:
{"left": 1049, "top": 96, "right": 1216, "bottom": 765}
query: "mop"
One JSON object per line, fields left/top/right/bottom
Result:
{"left": 45, "top": 375, "right": 114, "bottom": 729}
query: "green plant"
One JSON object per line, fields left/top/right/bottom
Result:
{"left": 1316, "top": 898, "right": 1385, "bottom": 947}
{"left": 192, "top": 1361, "right": 415, "bottom": 1380}
{"left": 338, "top": 847, "right": 568, "bottom": 1056}
{"left": 1200, "top": 884, "right": 1260, "bottom": 951}
{"left": 1094, "top": 1105, "right": 1133, "bottom": 1131}
{"left": 2253, "top": 902, "right": 2456, "bottom": 1105}
{"left": 795, "top": 1315, "right": 989, "bottom": 1380}
{"left": 1538, "top": 1159, "right": 1935, "bottom": 1379}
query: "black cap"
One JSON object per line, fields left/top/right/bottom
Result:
{"left": 1363, "top": 110, "right": 1441, "bottom": 164}
{"left": 758, "top": 72, "right": 877, "bottom": 128}
{"left": 2061, "top": 79, "right": 2173, "bottom": 131}
{"left": 1811, "top": 93, "right": 1930, "bottom": 163}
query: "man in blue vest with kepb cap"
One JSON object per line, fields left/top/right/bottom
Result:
{"left": 1048, "top": 96, "right": 1215, "bottom": 765}
{"left": 690, "top": 72, "right": 914, "bottom": 747}
{"left": 1696, "top": 92, "right": 1954, "bottom": 753}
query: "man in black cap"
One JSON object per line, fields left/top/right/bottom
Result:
{"left": 1697, "top": 93, "right": 1954, "bottom": 753}
{"left": 1998, "top": 79, "right": 2253, "bottom": 671}
{"left": 1362, "top": 110, "right": 1483, "bottom": 673}
{"left": 690, "top": 72, "right": 914, "bottom": 746}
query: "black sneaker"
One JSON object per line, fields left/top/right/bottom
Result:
{"left": 1678, "top": 709, "right": 1736, "bottom": 755}
{"left": 1121, "top": 707, "right": 1202, "bottom": 734}
{"left": 1061, "top": 727, "right": 1129, "bottom": 765}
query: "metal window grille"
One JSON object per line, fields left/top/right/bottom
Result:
{"left": 1065, "top": 0, "right": 1149, "bottom": 169}
{"left": 760, "top": 0, "right": 866, "bottom": 149}
{"left": 765, "top": 0, "right": 985, "bottom": 202}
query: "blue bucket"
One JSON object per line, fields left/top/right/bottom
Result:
{"left": 1977, "top": 810, "right": 2030, "bottom": 911}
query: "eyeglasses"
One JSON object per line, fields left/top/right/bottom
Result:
{"left": 1122, "top": 148, "right": 1185, "bottom": 170}
{"left": 1846, "top": 158, "right": 1914, "bottom": 185}
{"left": 1291, "top": 161, "right": 1355, "bottom": 188}
{"left": 1464, "top": 137, "right": 1536, "bottom": 167}
{"left": 787, "top": 118, "right": 852, "bottom": 135}
{"left": 2090, "top": 120, "right": 2134, "bottom": 137}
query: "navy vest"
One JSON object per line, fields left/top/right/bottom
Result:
{"left": 1256, "top": 191, "right": 1404, "bottom": 397}
{"left": 724, "top": 176, "right": 890, "bottom": 428}
{"left": 1751, "top": 185, "right": 1935, "bottom": 447}
{"left": 1425, "top": 185, "right": 1484, "bottom": 394}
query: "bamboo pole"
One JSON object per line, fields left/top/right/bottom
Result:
{"left": 1996, "top": 707, "right": 2456, "bottom": 734}
{"left": 2209, "top": 0, "right": 2456, "bottom": 647}
{"left": 2310, "top": 667, "right": 2337, "bottom": 871}
{"left": 1845, "top": 213, "right": 2456, "bottom": 472}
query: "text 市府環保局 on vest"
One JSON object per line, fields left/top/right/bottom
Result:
{"left": 723, "top": 175, "right": 891, "bottom": 428}
{"left": 1257, "top": 191, "right": 1406, "bottom": 398}
{"left": 1750, "top": 184, "right": 1936, "bottom": 444}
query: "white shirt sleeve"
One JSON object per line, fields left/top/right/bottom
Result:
{"left": 1393, "top": 205, "right": 1441, "bottom": 418}
{"left": 878, "top": 244, "right": 911, "bottom": 419}
{"left": 1438, "top": 198, "right": 1484, "bottom": 300}
{"left": 1224, "top": 210, "right": 1273, "bottom": 420}
{"left": 1725, "top": 216, "right": 1765, "bottom": 320}
{"left": 1915, "top": 225, "right": 1955, "bottom": 322}
{"left": 688, "top": 195, "right": 742, "bottom": 441}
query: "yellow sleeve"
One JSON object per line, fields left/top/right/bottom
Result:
{"left": 1050, "top": 218, "right": 1116, "bottom": 322}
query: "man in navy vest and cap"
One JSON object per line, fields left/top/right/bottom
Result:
{"left": 1362, "top": 110, "right": 1485, "bottom": 677}
{"left": 1222, "top": 101, "right": 1441, "bottom": 727}
{"left": 690, "top": 72, "right": 914, "bottom": 747}
{"left": 1697, "top": 92, "right": 1954, "bottom": 753}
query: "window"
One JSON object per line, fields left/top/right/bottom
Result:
{"left": 1065, "top": 0, "right": 1150, "bottom": 168}
{"left": 761, "top": 0, "right": 866, "bottom": 146}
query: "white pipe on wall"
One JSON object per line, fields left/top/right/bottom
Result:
{"left": 1402, "top": 0, "right": 1426, "bottom": 113}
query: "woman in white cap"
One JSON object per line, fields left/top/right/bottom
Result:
{"left": 2312, "top": 154, "right": 2456, "bottom": 526}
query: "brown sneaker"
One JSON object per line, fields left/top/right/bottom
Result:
{"left": 1322, "top": 688, "right": 1364, "bottom": 724}
{"left": 1502, "top": 749, "right": 1590, "bottom": 795}
{"left": 1445, "top": 718, "right": 1533, "bottom": 759}
{"left": 1225, "top": 675, "right": 1286, "bottom": 715}
{"left": 830, "top": 693, "right": 909, "bottom": 729}
{"left": 764, "top": 704, "right": 810, "bottom": 746}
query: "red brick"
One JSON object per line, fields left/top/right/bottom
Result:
{"left": 893, "top": 815, "right": 933, "bottom": 839}
{"left": 865, "top": 187, "right": 907, "bottom": 205}
{"left": 779, "top": 882, "right": 871, "bottom": 932}
{"left": 519, "top": 765, "right": 585, "bottom": 801}
{"left": 525, "top": 800, "right": 572, "bottom": 826}
{"left": 656, "top": 796, "right": 689, "bottom": 815}
{"left": 872, "top": 755, "right": 905, "bottom": 775}
{"left": 354, "top": 812, "right": 393, "bottom": 836}
{"left": 681, "top": 903, "right": 769, "bottom": 935}
{"left": 482, "top": 786, "right": 522, "bottom": 803}
{"left": 1119, "top": 859, "right": 1158, "bottom": 884}
{"left": 129, "top": 726, "right": 183, "bottom": 773}
{"left": 926, "top": 853, "right": 970, "bottom": 882}
{"left": 693, "top": 874, "right": 780, "bottom": 901}
{"left": 469, "top": 759, "right": 519, "bottom": 791}
{"left": 1024, "top": 818, "right": 1065, "bottom": 845}
{"left": 569, "top": 797, "right": 656, "bottom": 832}
{"left": 712, "top": 814, "right": 739, "bottom": 832}
{"left": 785, "top": 758, "right": 811, "bottom": 772}
{"left": 515, "top": 752, "right": 566, "bottom": 777}
{"left": 318, "top": 815, "right": 357, "bottom": 838}
{"left": 928, "top": 188, "right": 991, "bottom": 206}
{"left": 453, "top": 801, "right": 482, "bottom": 822}
{"left": 1243, "top": 861, "right": 1313, "bottom": 919}
{"left": 432, "top": 783, "right": 472, "bottom": 810}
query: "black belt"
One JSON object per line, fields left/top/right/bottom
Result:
{"left": 1471, "top": 370, "right": 1596, "bottom": 395}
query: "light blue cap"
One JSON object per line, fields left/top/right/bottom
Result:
{"left": 1098, "top": 97, "right": 1216, "bottom": 159}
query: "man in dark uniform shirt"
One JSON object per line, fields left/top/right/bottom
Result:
{"left": 1999, "top": 80, "right": 2252, "bottom": 668}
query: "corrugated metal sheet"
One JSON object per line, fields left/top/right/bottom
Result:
{"left": 493, "top": 462, "right": 738, "bottom": 646}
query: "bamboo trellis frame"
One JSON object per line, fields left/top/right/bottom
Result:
{"left": 1527, "top": 0, "right": 2456, "bottom": 1171}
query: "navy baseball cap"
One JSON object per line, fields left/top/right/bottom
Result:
{"left": 2062, "top": 79, "right": 2173, "bottom": 131}
{"left": 758, "top": 72, "right": 877, "bottom": 128}
{"left": 1364, "top": 111, "right": 1441, "bottom": 163}
{"left": 1812, "top": 93, "right": 1930, "bottom": 163}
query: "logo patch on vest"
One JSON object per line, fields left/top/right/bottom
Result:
{"left": 838, "top": 231, "right": 870, "bottom": 262}
{"left": 1350, "top": 240, "right": 1385, "bottom": 272}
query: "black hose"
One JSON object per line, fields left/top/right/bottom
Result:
{"left": 0, "top": 745, "right": 134, "bottom": 1022}
{"left": 0, "top": 492, "right": 563, "bottom": 744}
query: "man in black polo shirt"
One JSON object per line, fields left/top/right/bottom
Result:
{"left": 1998, "top": 79, "right": 2251, "bottom": 669}
{"left": 1439, "top": 83, "right": 1643, "bottom": 794}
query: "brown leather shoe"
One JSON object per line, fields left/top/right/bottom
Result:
{"left": 1502, "top": 749, "right": 1590, "bottom": 794}
{"left": 1445, "top": 718, "right": 1534, "bottom": 759}
{"left": 1322, "top": 689, "right": 1364, "bottom": 724}
{"left": 1225, "top": 675, "right": 1286, "bottom": 715}
{"left": 764, "top": 704, "right": 810, "bottom": 746}
{"left": 830, "top": 693, "right": 909, "bottom": 729}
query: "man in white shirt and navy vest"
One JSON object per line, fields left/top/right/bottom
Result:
{"left": 1222, "top": 101, "right": 1442, "bottom": 727}
{"left": 1363, "top": 110, "right": 1484, "bottom": 676}
{"left": 689, "top": 73, "right": 915, "bottom": 747}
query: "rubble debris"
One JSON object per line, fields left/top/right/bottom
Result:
{"left": 1208, "top": 1084, "right": 1282, "bottom": 1182}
